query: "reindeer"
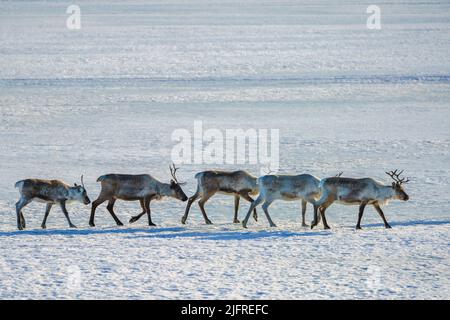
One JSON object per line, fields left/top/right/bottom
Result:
{"left": 89, "top": 165, "right": 188, "bottom": 227}
{"left": 311, "top": 170, "right": 410, "bottom": 230}
{"left": 241, "top": 174, "right": 321, "bottom": 228}
{"left": 14, "top": 176, "right": 90, "bottom": 230}
{"left": 181, "top": 170, "right": 259, "bottom": 225}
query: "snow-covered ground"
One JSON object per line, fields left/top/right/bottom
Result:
{"left": 0, "top": 0, "right": 449, "bottom": 299}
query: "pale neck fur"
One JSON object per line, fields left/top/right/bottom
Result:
{"left": 67, "top": 186, "right": 80, "bottom": 199}
{"left": 155, "top": 181, "right": 173, "bottom": 198}
{"left": 376, "top": 185, "right": 396, "bottom": 205}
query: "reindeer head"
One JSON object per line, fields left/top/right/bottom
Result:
{"left": 386, "top": 170, "right": 410, "bottom": 201}
{"left": 169, "top": 164, "right": 188, "bottom": 202}
{"left": 71, "top": 175, "right": 91, "bottom": 205}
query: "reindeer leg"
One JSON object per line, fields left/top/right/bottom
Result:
{"left": 41, "top": 203, "right": 53, "bottom": 229}
{"left": 301, "top": 199, "right": 308, "bottom": 227}
{"left": 233, "top": 195, "right": 240, "bottom": 223}
{"left": 129, "top": 199, "right": 147, "bottom": 223}
{"left": 373, "top": 203, "right": 392, "bottom": 229}
{"left": 262, "top": 200, "right": 276, "bottom": 227}
{"left": 89, "top": 196, "right": 107, "bottom": 227}
{"left": 319, "top": 205, "right": 331, "bottom": 230}
{"left": 15, "top": 197, "right": 30, "bottom": 230}
{"left": 20, "top": 212, "right": 26, "bottom": 228}
{"left": 144, "top": 197, "right": 156, "bottom": 226}
{"left": 107, "top": 199, "right": 123, "bottom": 226}
{"left": 181, "top": 188, "right": 200, "bottom": 224}
{"left": 240, "top": 192, "right": 258, "bottom": 222}
{"left": 198, "top": 193, "right": 213, "bottom": 225}
{"left": 356, "top": 202, "right": 368, "bottom": 230}
{"left": 242, "top": 195, "right": 262, "bottom": 228}
{"left": 19, "top": 213, "right": 25, "bottom": 228}
{"left": 311, "top": 192, "right": 331, "bottom": 229}
{"left": 310, "top": 204, "right": 322, "bottom": 228}
{"left": 60, "top": 201, "right": 76, "bottom": 228}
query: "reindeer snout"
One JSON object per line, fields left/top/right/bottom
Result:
{"left": 85, "top": 197, "right": 91, "bottom": 205}
{"left": 404, "top": 195, "right": 409, "bottom": 201}
{"left": 182, "top": 196, "right": 188, "bottom": 202}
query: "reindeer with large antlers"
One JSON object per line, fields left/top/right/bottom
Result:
{"left": 89, "top": 164, "right": 188, "bottom": 227}
{"left": 14, "top": 175, "right": 91, "bottom": 230}
{"left": 311, "top": 170, "right": 410, "bottom": 230}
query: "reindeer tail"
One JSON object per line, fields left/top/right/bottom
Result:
{"left": 194, "top": 172, "right": 204, "bottom": 180}
{"left": 15, "top": 180, "right": 25, "bottom": 190}
{"left": 97, "top": 175, "right": 108, "bottom": 182}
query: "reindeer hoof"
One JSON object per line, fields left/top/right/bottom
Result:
{"left": 356, "top": 226, "right": 362, "bottom": 230}
{"left": 116, "top": 221, "right": 124, "bottom": 226}
{"left": 149, "top": 223, "right": 156, "bottom": 227}
{"left": 270, "top": 224, "right": 277, "bottom": 228}
{"left": 17, "top": 226, "right": 23, "bottom": 231}
{"left": 205, "top": 220, "right": 213, "bottom": 225}
{"left": 70, "top": 224, "right": 77, "bottom": 228}
{"left": 41, "top": 225, "right": 46, "bottom": 229}
{"left": 89, "top": 222, "right": 95, "bottom": 227}
{"left": 181, "top": 216, "right": 187, "bottom": 224}
{"left": 253, "top": 215, "right": 258, "bottom": 222}
{"left": 324, "top": 226, "right": 331, "bottom": 230}
{"left": 385, "top": 224, "right": 392, "bottom": 229}
{"left": 302, "top": 223, "right": 309, "bottom": 228}
{"left": 129, "top": 217, "right": 138, "bottom": 224}
{"left": 233, "top": 219, "right": 240, "bottom": 224}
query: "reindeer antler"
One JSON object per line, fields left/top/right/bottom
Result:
{"left": 80, "top": 175, "right": 85, "bottom": 188}
{"left": 385, "top": 169, "right": 409, "bottom": 184}
{"left": 169, "top": 163, "right": 186, "bottom": 185}
{"left": 265, "top": 164, "right": 274, "bottom": 175}
{"left": 170, "top": 163, "right": 179, "bottom": 182}
{"left": 335, "top": 171, "right": 343, "bottom": 177}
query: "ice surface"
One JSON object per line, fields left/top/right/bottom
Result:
{"left": 0, "top": 0, "right": 449, "bottom": 299}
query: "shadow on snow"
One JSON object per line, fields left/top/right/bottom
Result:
{"left": 0, "top": 219, "right": 448, "bottom": 240}
{"left": 130, "top": 230, "right": 330, "bottom": 241}
{"left": 0, "top": 226, "right": 328, "bottom": 240}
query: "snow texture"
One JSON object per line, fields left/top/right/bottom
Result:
{"left": 0, "top": 0, "right": 449, "bottom": 299}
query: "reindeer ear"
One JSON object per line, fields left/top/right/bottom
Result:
{"left": 392, "top": 182, "right": 396, "bottom": 188}
{"left": 74, "top": 183, "right": 78, "bottom": 187}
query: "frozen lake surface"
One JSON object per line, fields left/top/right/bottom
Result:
{"left": 0, "top": 0, "right": 449, "bottom": 299}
